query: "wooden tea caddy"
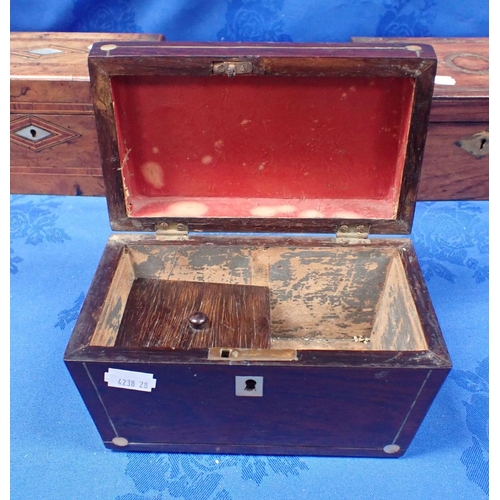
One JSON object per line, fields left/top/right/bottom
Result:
{"left": 64, "top": 41, "right": 452, "bottom": 457}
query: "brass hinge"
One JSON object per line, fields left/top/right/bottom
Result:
{"left": 212, "top": 61, "right": 253, "bottom": 77}
{"left": 336, "top": 223, "right": 370, "bottom": 241}
{"left": 156, "top": 222, "right": 189, "bottom": 241}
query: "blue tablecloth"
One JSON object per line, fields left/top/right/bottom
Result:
{"left": 11, "top": 0, "right": 488, "bottom": 41}
{"left": 10, "top": 195, "right": 488, "bottom": 499}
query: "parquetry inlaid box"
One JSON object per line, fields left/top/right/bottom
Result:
{"left": 10, "top": 31, "right": 165, "bottom": 196}
{"left": 64, "top": 41, "right": 451, "bottom": 457}
{"left": 352, "top": 37, "right": 489, "bottom": 201}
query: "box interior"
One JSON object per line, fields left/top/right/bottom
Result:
{"left": 111, "top": 75, "right": 415, "bottom": 221}
{"left": 90, "top": 242, "right": 427, "bottom": 352}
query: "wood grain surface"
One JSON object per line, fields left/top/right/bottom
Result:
{"left": 352, "top": 37, "right": 489, "bottom": 201}
{"left": 11, "top": 36, "right": 487, "bottom": 201}
{"left": 419, "top": 122, "right": 488, "bottom": 199}
{"left": 11, "top": 32, "right": 166, "bottom": 82}
{"left": 64, "top": 233, "right": 451, "bottom": 456}
{"left": 84, "top": 238, "right": 431, "bottom": 352}
{"left": 10, "top": 32, "right": 165, "bottom": 197}
{"left": 115, "top": 279, "right": 271, "bottom": 349}
{"left": 350, "top": 37, "right": 488, "bottom": 113}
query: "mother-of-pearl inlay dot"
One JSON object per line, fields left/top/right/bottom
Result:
{"left": 28, "top": 47, "right": 63, "bottom": 55}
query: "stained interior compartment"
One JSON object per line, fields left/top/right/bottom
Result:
{"left": 111, "top": 74, "right": 415, "bottom": 220}
{"left": 90, "top": 242, "right": 428, "bottom": 351}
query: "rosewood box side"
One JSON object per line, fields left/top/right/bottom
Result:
{"left": 64, "top": 235, "right": 451, "bottom": 457}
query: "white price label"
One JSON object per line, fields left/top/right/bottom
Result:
{"left": 104, "top": 368, "right": 157, "bottom": 392}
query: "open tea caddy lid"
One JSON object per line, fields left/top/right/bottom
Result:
{"left": 64, "top": 43, "right": 449, "bottom": 458}
{"left": 75, "top": 40, "right": 450, "bottom": 358}
{"left": 88, "top": 41, "right": 437, "bottom": 236}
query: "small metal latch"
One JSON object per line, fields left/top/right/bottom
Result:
{"left": 455, "top": 129, "right": 489, "bottom": 158}
{"left": 212, "top": 61, "right": 253, "bottom": 77}
{"left": 208, "top": 348, "right": 297, "bottom": 361}
{"left": 336, "top": 224, "right": 370, "bottom": 240}
{"left": 156, "top": 222, "right": 189, "bottom": 240}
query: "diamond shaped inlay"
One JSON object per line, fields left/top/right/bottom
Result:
{"left": 29, "top": 47, "right": 64, "bottom": 56}
{"left": 10, "top": 115, "right": 81, "bottom": 152}
{"left": 14, "top": 124, "right": 53, "bottom": 142}
{"left": 11, "top": 44, "right": 87, "bottom": 60}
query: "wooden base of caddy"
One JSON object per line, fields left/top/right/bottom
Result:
{"left": 64, "top": 41, "right": 451, "bottom": 457}
{"left": 65, "top": 234, "right": 450, "bottom": 456}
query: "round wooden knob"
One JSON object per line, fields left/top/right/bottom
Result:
{"left": 189, "top": 312, "right": 208, "bottom": 330}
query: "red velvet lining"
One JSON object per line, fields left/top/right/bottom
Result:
{"left": 111, "top": 75, "right": 414, "bottom": 219}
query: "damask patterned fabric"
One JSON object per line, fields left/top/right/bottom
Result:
{"left": 11, "top": 0, "right": 488, "bottom": 41}
{"left": 10, "top": 195, "right": 488, "bottom": 499}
